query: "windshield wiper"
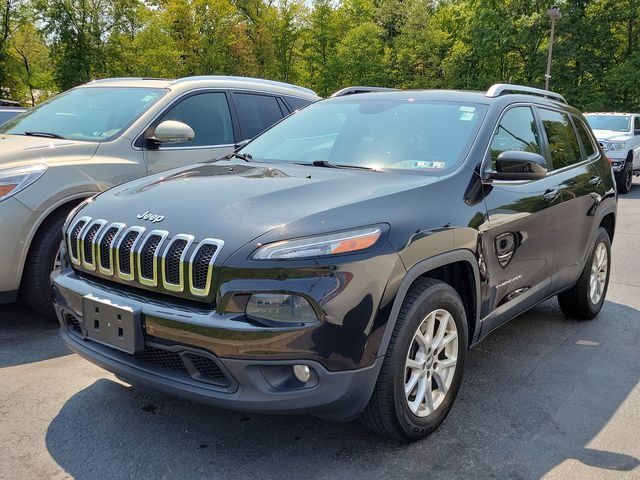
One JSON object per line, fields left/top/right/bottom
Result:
{"left": 309, "top": 160, "right": 378, "bottom": 171}
{"left": 219, "top": 152, "right": 252, "bottom": 162}
{"left": 24, "top": 131, "right": 65, "bottom": 139}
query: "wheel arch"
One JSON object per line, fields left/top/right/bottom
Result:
{"left": 377, "top": 249, "right": 481, "bottom": 357}
{"left": 16, "top": 192, "right": 96, "bottom": 287}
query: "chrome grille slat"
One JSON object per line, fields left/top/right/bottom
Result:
{"left": 97, "top": 223, "right": 125, "bottom": 275}
{"left": 80, "top": 220, "right": 107, "bottom": 271}
{"left": 137, "top": 230, "right": 169, "bottom": 287}
{"left": 161, "top": 234, "right": 195, "bottom": 292}
{"left": 189, "top": 239, "right": 224, "bottom": 297}
{"left": 67, "top": 220, "right": 223, "bottom": 298}
{"left": 115, "top": 226, "right": 145, "bottom": 281}
{"left": 67, "top": 216, "right": 91, "bottom": 266}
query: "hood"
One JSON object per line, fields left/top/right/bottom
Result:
{"left": 0, "top": 134, "right": 99, "bottom": 169}
{"left": 76, "top": 161, "right": 437, "bottom": 256}
{"left": 591, "top": 129, "right": 632, "bottom": 142}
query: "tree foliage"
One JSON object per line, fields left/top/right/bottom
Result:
{"left": 1, "top": 0, "right": 640, "bottom": 110}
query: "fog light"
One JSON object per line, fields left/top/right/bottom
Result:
{"left": 293, "top": 364, "right": 311, "bottom": 383}
{"left": 245, "top": 293, "right": 317, "bottom": 324}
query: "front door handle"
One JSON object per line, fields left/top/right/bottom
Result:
{"left": 542, "top": 188, "right": 561, "bottom": 202}
{"left": 589, "top": 176, "right": 602, "bottom": 186}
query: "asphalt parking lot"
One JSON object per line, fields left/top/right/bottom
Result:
{"left": 1, "top": 181, "right": 639, "bottom": 480}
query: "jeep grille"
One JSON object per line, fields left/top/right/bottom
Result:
{"left": 65, "top": 217, "right": 223, "bottom": 300}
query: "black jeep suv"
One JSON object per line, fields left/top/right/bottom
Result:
{"left": 53, "top": 84, "right": 616, "bottom": 441}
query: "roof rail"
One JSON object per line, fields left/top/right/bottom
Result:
{"left": 170, "top": 76, "right": 318, "bottom": 97}
{"left": 486, "top": 83, "right": 567, "bottom": 104}
{"left": 330, "top": 86, "right": 400, "bottom": 97}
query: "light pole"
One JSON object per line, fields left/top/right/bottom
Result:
{"left": 545, "top": 5, "right": 562, "bottom": 91}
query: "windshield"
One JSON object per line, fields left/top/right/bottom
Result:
{"left": 586, "top": 115, "right": 631, "bottom": 133}
{"left": 0, "top": 87, "right": 166, "bottom": 142}
{"left": 239, "top": 98, "right": 487, "bottom": 173}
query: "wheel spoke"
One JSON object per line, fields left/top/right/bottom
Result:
{"left": 437, "top": 356, "right": 457, "bottom": 369}
{"left": 423, "top": 381, "right": 435, "bottom": 413}
{"left": 406, "top": 357, "right": 423, "bottom": 371}
{"left": 405, "top": 371, "right": 420, "bottom": 396}
{"left": 410, "top": 376, "right": 428, "bottom": 413}
{"left": 433, "top": 371, "right": 448, "bottom": 395}
{"left": 440, "top": 331, "right": 457, "bottom": 348}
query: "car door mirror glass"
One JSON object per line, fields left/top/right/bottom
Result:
{"left": 148, "top": 120, "right": 195, "bottom": 145}
{"left": 488, "top": 151, "right": 548, "bottom": 181}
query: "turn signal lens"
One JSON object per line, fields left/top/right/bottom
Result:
{"left": 0, "top": 184, "right": 17, "bottom": 196}
{"left": 252, "top": 226, "right": 382, "bottom": 260}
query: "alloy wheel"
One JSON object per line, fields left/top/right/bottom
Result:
{"left": 52, "top": 247, "right": 62, "bottom": 271}
{"left": 404, "top": 308, "right": 459, "bottom": 417}
{"left": 589, "top": 242, "right": 608, "bottom": 305}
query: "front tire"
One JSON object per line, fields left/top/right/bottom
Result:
{"left": 557, "top": 227, "right": 611, "bottom": 320}
{"left": 20, "top": 211, "right": 67, "bottom": 318}
{"left": 360, "top": 278, "right": 468, "bottom": 441}
{"left": 617, "top": 157, "right": 633, "bottom": 194}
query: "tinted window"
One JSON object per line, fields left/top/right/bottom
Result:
{"left": 160, "top": 92, "right": 233, "bottom": 147}
{"left": 539, "top": 109, "right": 581, "bottom": 169}
{"left": 635, "top": 116, "right": 640, "bottom": 131}
{"left": 240, "top": 100, "right": 487, "bottom": 173}
{"left": 284, "top": 96, "right": 313, "bottom": 111}
{"left": 235, "top": 93, "right": 284, "bottom": 140}
{"left": 0, "top": 87, "right": 165, "bottom": 142}
{"left": 489, "top": 107, "right": 541, "bottom": 169}
{"left": 573, "top": 117, "right": 597, "bottom": 158}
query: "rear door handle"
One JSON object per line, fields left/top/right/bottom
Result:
{"left": 589, "top": 176, "right": 602, "bottom": 186}
{"left": 542, "top": 188, "right": 561, "bottom": 202}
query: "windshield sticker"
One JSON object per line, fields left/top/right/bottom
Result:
{"left": 412, "top": 160, "right": 446, "bottom": 169}
{"left": 459, "top": 106, "right": 476, "bottom": 112}
{"left": 141, "top": 94, "right": 158, "bottom": 102}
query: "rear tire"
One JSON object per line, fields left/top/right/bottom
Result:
{"left": 557, "top": 227, "right": 611, "bottom": 320}
{"left": 359, "top": 278, "right": 468, "bottom": 441}
{"left": 20, "top": 211, "right": 67, "bottom": 319}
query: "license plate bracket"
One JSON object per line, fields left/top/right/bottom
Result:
{"left": 82, "top": 294, "right": 143, "bottom": 354}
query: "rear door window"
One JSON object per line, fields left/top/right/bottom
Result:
{"left": 538, "top": 108, "right": 582, "bottom": 169}
{"left": 234, "top": 93, "right": 285, "bottom": 140}
{"left": 573, "top": 116, "right": 597, "bottom": 159}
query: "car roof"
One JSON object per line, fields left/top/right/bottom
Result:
{"left": 81, "top": 76, "right": 319, "bottom": 100}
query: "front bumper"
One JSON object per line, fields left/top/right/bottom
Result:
{"left": 0, "top": 197, "right": 39, "bottom": 297}
{"left": 53, "top": 271, "right": 384, "bottom": 420}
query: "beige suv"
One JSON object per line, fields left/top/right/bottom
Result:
{"left": 0, "top": 76, "right": 319, "bottom": 316}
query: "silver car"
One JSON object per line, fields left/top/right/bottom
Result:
{"left": 0, "top": 76, "right": 319, "bottom": 316}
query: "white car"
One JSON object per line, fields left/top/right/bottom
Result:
{"left": 585, "top": 112, "right": 640, "bottom": 193}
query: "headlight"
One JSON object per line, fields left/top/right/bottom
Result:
{"left": 0, "top": 164, "right": 47, "bottom": 202}
{"left": 252, "top": 226, "right": 382, "bottom": 260}
{"left": 606, "top": 142, "right": 626, "bottom": 151}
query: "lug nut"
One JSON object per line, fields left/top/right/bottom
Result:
{"left": 293, "top": 364, "right": 311, "bottom": 383}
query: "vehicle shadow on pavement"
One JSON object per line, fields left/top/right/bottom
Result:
{"left": 0, "top": 302, "right": 71, "bottom": 368}
{"left": 45, "top": 299, "right": 640, "bottom": 480}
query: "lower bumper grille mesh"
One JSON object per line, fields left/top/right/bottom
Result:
{"left": 63, "top": 313, "right": 230, "bottom": 388}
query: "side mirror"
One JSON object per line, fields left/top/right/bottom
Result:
{"left": 487, "top": 151, "right": 548, "bottom": 181}
{"left": 147, "top": 120, "right": 195, "bottom": 145}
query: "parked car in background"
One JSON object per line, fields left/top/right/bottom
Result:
{"left": 0, "top": 99, "right": 28, "bottom": 124}
{"left": 54, "top": 84, "right": 616, "bottom": 441}
{"left": 0, "top": 106, "right": 27, "bottom": 124}
{"left": 0, "top": 76, "right": 319, "bottom": 316}
{"left": 585, "top": 112, "right": 640, "bottom": 193}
